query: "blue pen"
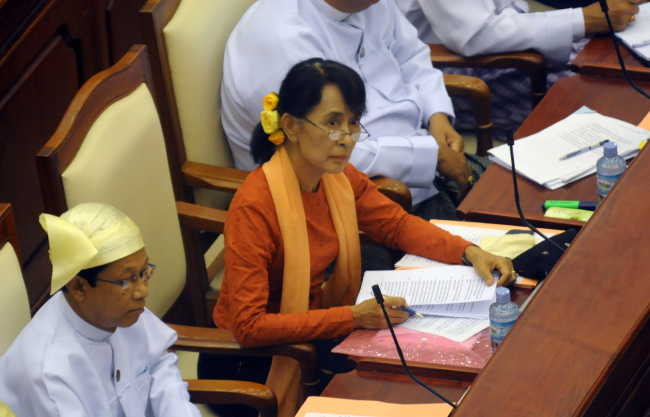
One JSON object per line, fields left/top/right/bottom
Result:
{"left": 392, "top": 305, "right": 424, "bottom": 318}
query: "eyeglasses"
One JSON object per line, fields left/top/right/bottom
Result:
{"left": 95, "top": 263, "right": 156, "bottom": 291}
{"left": 304, "top": 118, "right": 370, "bottom": 142}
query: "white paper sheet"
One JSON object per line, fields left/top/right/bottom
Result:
{"left": 488, "top": 107, "right": 648, "bottom": 189}
{"left": 357, "top": 267, "right": 496, "bottom": 319}
{"left": 358, "top": 267, "right": 496, "bottom": 305}
{"left": 414, "top": 296, "right": 495, "bottom": 319}
{"left": 399, "top": 315, "right": 490, "bottom": 343}
{"left": 616, "top": 3, "right": 650, "bottom": 60}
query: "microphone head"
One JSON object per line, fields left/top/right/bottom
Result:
{"left": 371, "top": 284, "right": 384, "bottom": 304}
{"left": 506, "top": 127, "right": 515, "bottom": 146}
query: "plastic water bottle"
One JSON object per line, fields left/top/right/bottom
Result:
{"left": 489, "top": 287, "right": 519, "bottom": 352}
{"left": 596, "top": 142, "right": 626, "bottom": 204}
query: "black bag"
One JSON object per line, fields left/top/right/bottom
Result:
{"left": 511, "top": 229, "right": 579, "bottom": 280}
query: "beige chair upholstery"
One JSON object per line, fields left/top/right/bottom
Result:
{"left": 162, "top": 0, "right": 256, "bottom": 210}
{"left": 61, "top": 83, "right": 186, "bottom": 317}
{"left": 0, "top": 204, "right": 31, "bottom": 356}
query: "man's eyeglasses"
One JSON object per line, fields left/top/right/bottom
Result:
{"left": 95, "top": 263, "right": 156, "bottom": 291}
{"left": 304, "top": 118, "right": 370, "bottom": 142}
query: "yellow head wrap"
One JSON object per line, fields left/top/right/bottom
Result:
{"left": 0, "top": 401, "right": 16, "bottom": 417}
{"left": 39, "top": 202, "right": 145, "bottom": 294}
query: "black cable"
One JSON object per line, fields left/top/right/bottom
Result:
{"left": 371, "top": 285, "right": 457, "bottom": 410}
{"left": 506, "top": 129, "right": 566, "bottom": 253}
{"left": 599, "top": 0, "right": 650, "bottom": 101}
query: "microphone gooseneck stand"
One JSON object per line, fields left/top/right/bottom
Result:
{"left": 371, "top": 284, "right": 457, "bottom": 412}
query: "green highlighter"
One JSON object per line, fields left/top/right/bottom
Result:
{"left": 542, "top": 200, "right": 597, "bottom": 211}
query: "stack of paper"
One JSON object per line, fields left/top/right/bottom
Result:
{"left": 615, "top": 3, "right": 650, "bottom": 63}
{"left": 356, "top": 266, "right": 495, "bottom": 342}
{"left": 488, "top": 107, "right": 650, "bottom": 189}
{"left": 395, "top": 221, "right": 551, "bottom": 289}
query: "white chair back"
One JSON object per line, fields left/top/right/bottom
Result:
{"left": 61, "top": 83, "right": 186, "bottom": 318}
{"left": 162, "top": 0, "right": 256, "bottom": 209}
{"left": 0, "top": 241, "right": 31, "bottom": 355}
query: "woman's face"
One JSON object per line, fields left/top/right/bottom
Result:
{"left": 285, "top": 84, "right": 360, "bottom": 191}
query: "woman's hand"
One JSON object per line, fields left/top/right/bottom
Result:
{"left": 350, "top": 296, "right": 409, "bottom": 329}
{"left": 463, "top": 245, "right": 517, "bottom": 286}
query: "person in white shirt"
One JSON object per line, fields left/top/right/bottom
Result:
{"left": 397, "top": 0, "right": 639, "bottom": 66}
{"left": 222, "top": 0, "right": 480, "bottom": 217}
{"left": 396, "top": 0, "right": 641, "bottom": 138}
{"left": 0, "top": 202, "right": 200, "bottom": 417}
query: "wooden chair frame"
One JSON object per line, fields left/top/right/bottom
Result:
{"left": 35, "top": 45, "right": 319, "bottom": 412}
{"left": 0, "top": 204, "right": 21, "bottom": 267}
{"left": 431, "top": 44, "right": 548, "bottom": 156}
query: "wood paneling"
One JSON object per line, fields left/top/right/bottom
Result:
{"left": 0, "top": 0, "right": 148, "bottom": 311}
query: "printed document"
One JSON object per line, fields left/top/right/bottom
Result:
{"left": 615, "top": 3, "right": 650, "bottom": 62}
{"left": 399, "top": 316, "right": 489, "bottom": 343}
{"left": 488, "top": 107, "right": 649, "bottom": 189}
{"left": 356, "top": 267, "right": 496, "bottom": 319}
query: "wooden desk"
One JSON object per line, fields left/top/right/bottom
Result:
{"left": 457, "top": 74, "right": 650, "bottom": 229}
{"left": 322, "top": 369, "right": 469, "bottom": 405}
{"left": 452, "top": 138, "right": 650, "bottom": 415}
{"left": 571, "top": 35, "right": 650, "bottom": 81}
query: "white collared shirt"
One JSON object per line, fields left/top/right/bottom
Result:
{"left": 0, "top": 292, "right": 200, "bottom": 417}
{"left": 396, "top": 0, "right": 585, "bottom": 66}
{"left": 222, "top": 0, "right": 455, "bottom": 204}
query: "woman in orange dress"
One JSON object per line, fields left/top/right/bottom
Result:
{"left": 200, "top": 58, "right": 515, "bottom": 417}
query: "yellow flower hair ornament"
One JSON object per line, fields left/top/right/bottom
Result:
{"left": 260, "top": 92, "right": 285, "bottom": 145}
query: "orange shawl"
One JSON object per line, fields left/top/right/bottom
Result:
{"left": 261, "top": 146, "right": 362, "bottom": 416}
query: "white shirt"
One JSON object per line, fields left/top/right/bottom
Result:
{"left": 0, "top": 292, "right": 200, "bottom": 417}
{"left": 222, "top": 0, "right": 456, "bottom": 204}
{"left": 395, "top": 0, "right": 586, "bottom": 66}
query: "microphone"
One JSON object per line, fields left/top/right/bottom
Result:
{"left": 599, "top": 0, "right": 650, "bottom": 101}
{"left": 371, "top": 284, "right": 457, "bottom": 410}
{"left": 506, "top": 128, "right": 566, "bottom": 254}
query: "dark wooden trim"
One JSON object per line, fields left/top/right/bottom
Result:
{"left": 139, "top": 0, "right": 189, "bottom": 202}
{"left": 0, "top": 204, "right": 20, "bottom": 262}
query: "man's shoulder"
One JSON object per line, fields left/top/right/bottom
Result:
{"left": 230, "top": 0, "right": 316, "bottom": 45}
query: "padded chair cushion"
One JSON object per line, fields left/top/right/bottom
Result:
{"left": 0, "top": 243, "right": 31, "bottom": 355}
{"left": 163, "top": 0, "right": 256, "bottom": 210}
{"left": 61, "top": 83, "right": 186, "bottom": 318}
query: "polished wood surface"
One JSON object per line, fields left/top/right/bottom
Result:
{"left": 322, "top": 370, "right": 469, "bottom": 405}
{"left": 457, "top": 74, "right": 650, "bottom": 229}
{"left": 453, "top": 135, "right": 650, "bottom": 416}
{"left": 571, "top": 35, "right": 650, "bottom": 80}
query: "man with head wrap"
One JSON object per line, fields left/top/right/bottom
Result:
{"left": 0, "top": 202, "right": 200, "bottom": 417}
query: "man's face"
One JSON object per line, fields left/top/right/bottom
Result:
{"left": 77, "top": 248, "right": 150, "bottom": 332}
{"left": 324, "top": 0, "right": 380, "bottom": 13}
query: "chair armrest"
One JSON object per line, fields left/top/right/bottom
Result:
{"left": 176, "top": 201, "right": 227, "bottom": 234}
{"left": 370, "top": 176, "right": 412, "bottom": 213}
{"left": 430, "top": 43, "right": 546, "bottom": 72}
{"left": 186, "top": 379, "right": 278, "bottom": 417}
{"left": 431, "top": 44, "right": 547, "bottom": 107}
{"left": 183, "top": 161, "right": 249, "bottom": 193}
{"left": 169, "top": 324, "right": 320, "bottom": 390}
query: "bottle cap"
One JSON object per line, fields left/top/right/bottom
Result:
{"left": 496, "top": 287, "right": 511, "bottom": 304}
{"left": 603, "top": 141, "right": 618, "bottom": 157}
